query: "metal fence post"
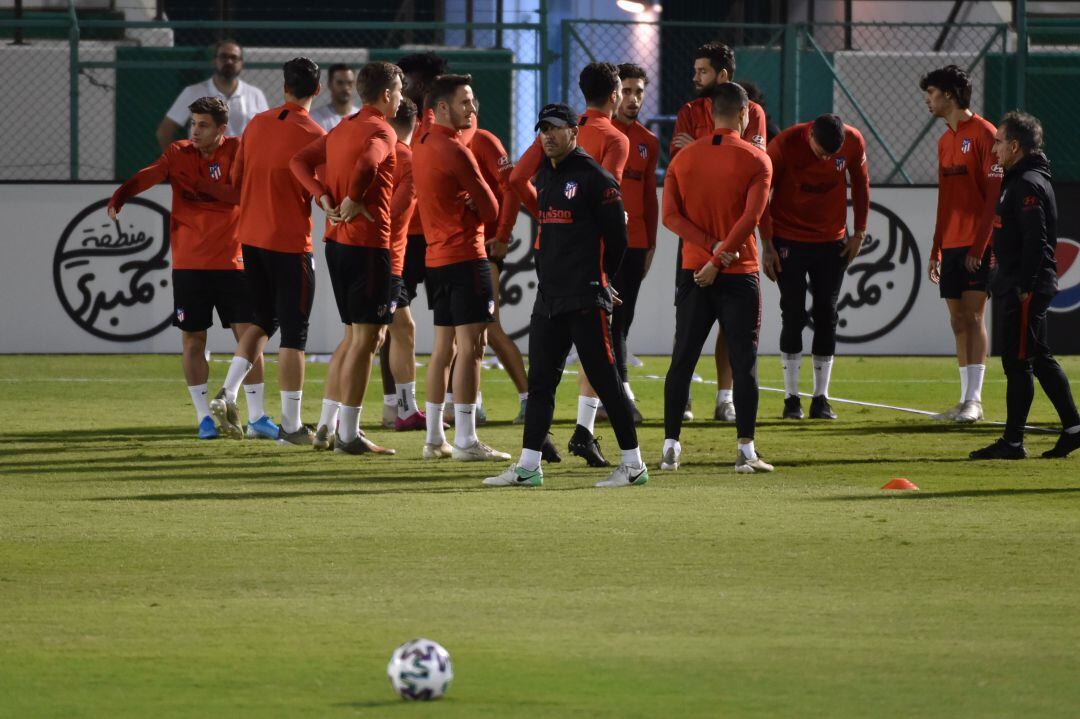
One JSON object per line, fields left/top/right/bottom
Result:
{"left": 781, "top": 23, "right": 799, "bottom": 127}
{"left": 68, "top": 0, "right": 79, "bottom": 181}
{"left": 1016, "top": 0, "right": 1027, "bottom": 108}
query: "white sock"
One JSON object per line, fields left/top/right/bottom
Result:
{"left": 518, "top": 392, "right": 529, "bottom": 402}
{"left": 383, "top": 393, "right": 396, "bottom": 407}
{"left": 965, "top": 364, "right": 985, "bottom": 403}
{"left": 577, "top": 395, "right": 600, "bottom": 433}
{"left": 717, "top": 388, "right": 733, "bottom": 404}
{"left": 426, "top": 402, "right": 446, "bottom": 445}
{"left": 318, "top": 398, "right": 340, "bottom": 431}
{"left": 188, "top": 383, "right": 211, "bottom": 422}
{"left": 623, "top": 382, "right": 636, "bottom": 401}
{"left": 454, "top": 403, "right": 478, "bottom": 448}
{"left": 959, "top": 366, "right": 968, "bottom": 404}
{"left": 280, "top": 390, "right": 302, "bottom": 433}
{"left": 739, "top": 440, "right": 757, "bottom": 460}
{"left": 244, "top": 383, "right": 264, "bottom": 423}
{"left": 476, "top": 391, "right": 484, "bottom": 409}
{"left": 444, "top": 391, "right": 454, "bottom": 406}
{"left": 663, "top": 438, "right": 681, "bottom": 455}
{"left": 519, "top": 448, "right": 542, "bottom": 471}
{"left": 397, "top": 381, "right": 418, "bottom": 418}
{"left": 781, "top": 352, "right": 802, "bottom": 397}
{"left": 1065, "top": 425, "right": 1080, "bottom": 435}
{"left": 620, "top": 446, "right": 643, "bottom": 469}
{"left": 223, "top": 356, "right": 253, "bottom": 401}
{"left": 812, "top": 355, "right": 834, "bottom": 398}
{"left": 339, "top": 405, "right": 360, "bottom": 443}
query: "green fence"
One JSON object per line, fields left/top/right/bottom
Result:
{"left": 0, "top": 12, "right": 544, "bottom": 182}
{"left": 1, "top": 8, "right": 1077, "bottom": 184}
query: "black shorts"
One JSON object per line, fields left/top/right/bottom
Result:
{"left": 939, "top": 246, "right": 991, "bottom": 299}
{"left": 390, "top": 274, "right": 411, "bottom": 311}
{"left": 402, "top": 234, "right": 427, "bottom": 300}
{"left": 325, "top": 240, "right": 392, "bottom": 326}
{"left": 426, "top": 259, "right": 496, "bottom": 327}
{"left": 242, "top": 245, "right": 315, "bottom": 350}
{"left": 171, "top": 269, "right": 252, "bottom": 333}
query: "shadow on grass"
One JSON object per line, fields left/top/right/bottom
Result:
{"left": 0, "top": 426, "right": 185, "bottom": 444}
{"left": 822, "top": 486, "right": 1080, "bottom": 501}
{"left": 87, "top": 482, "right": 603, "bottom": 501}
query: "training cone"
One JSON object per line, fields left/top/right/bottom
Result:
{"left": 881, "top": 478, "right": 919, "bottom": 491}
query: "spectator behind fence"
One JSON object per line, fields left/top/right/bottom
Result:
{"left": 310, "top": 64, "right": 359, "bottom": 132}
{"left": 156, "top": 39, "right": 269, "bottom": 152}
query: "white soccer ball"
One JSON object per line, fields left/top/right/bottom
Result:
{"left": 386, "top": 638, "right": 454, "bottom": 700}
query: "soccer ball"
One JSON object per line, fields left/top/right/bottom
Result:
{"left": 386, "top": 638, "right": 454, "bottom": 700}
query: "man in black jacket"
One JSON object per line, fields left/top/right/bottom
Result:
{"left": 483, "top": 103, "right": 649, "bottom": 488}
{"left": 970, "top": 111, "right": 1080, "bottom": 460}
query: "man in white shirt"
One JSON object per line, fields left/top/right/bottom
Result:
{"left": 309, "top": 63, "right": 359, "bottom": 132}
{"left": 156, "top": 39, "right": 268, "bottom": 151}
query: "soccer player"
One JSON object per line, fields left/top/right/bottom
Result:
{"left": 379, "top": 52, "right": 447, "bottom": 428}
{"left": 209, "top": 57, "right": 325, "bottom": 445}
{"left": 290, "top": 61, "right": 403, "bottom": 455}
{"left": 483, "top": 104, "right": 648, "bottom": 488}
{"left": 920, "top": 65, "right": 1000, "bottom": 423}
{"left": 760, "top": 114, "right": 869, "bottom": 420}
{"left": 661, "top": 82, "right": 774, "bottom": 474}
{"left": 670, "top": 42, "right": 767, "bottom": 423}
{"left": 412, "top": 73, "right": 509, "bottom": 462}
{"left": 310, "top": 63, "right": 358, "bottom": 132}
{"left": 509, "top": 61, "right": 630, "bottom": 467}
{"left": 108, "top": 96, "right": 267, "bottom": 440}
{"left": 969, "top": 112, "right": 1080, "bottom": 460}
{"left": 611, "top": 62, "right": 659, "bottom": 421}
{"left": 463, "top": 111, "right": 531, "bottom": 424}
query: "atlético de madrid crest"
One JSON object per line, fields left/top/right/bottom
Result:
{"left": 209, "top": 162, "right": 222, "bottom": 180}
{"left": 835, "top": 157, "right": 846, "bottom": 172}
{"left": 564, "top": 181, "right": 578, "bottom": 199}
{"left": 961, "top": 138, "right": 972, "bottom": 154}
{"left": 637, "top": 143, "right": 648, "bottom": 159}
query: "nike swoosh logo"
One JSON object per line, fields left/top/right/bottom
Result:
{"left": 629, "top": 468, "right": 647, "bottom": 483}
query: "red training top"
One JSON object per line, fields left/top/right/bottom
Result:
{"left": 388, "top": 140, "right": 417, "bottom": 276}
{"left": 932, "top": 113, "right": 1001, "bottom": 261}
{"left": 612, "top": 117, "right": 660, "bottom": 249}
{"left": 663, "top": 128, "right": 773, "bottom": 274}
{"left": 761, "top": 122, "right": 870, "bottom": 243}
{"left": 233, "top": 102, "right": 325, "bottom": 254}
{"left": 412, "top": 123, "right": 499, "bottom": 268}
{"left": 669, "top": 97, "right": 767, "bottom": 159}
{"left": 108, "top": 137, "right": 242, "bottom": 271}
{"left": 290, "top": 105, "right": 397, "bottom": 249}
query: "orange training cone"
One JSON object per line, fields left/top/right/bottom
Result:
{"left": 881, "top": 478, "right": 919, "bottom": 491}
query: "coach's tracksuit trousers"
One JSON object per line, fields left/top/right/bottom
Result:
{"left": 664, "top": 271, "right": 761, "bottom": 441}
{"left": 523, "top": 305, "right": 639, "bottom": 453}
{"left": 999, "top": 290, "right": 1080, "bottom": 443}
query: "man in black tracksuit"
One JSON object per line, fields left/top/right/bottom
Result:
{"left": 970, "top": 111, "right": 1080, "bottom": 460}
{"left": 483, "top": 103, "right": 648, "bottom": 488}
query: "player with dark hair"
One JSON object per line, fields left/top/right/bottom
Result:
{"left": 412, "top": 74, "right": 508, "bottom": 462}
{"left": 661, "top": 82, "right": 774, "bottom": 474}
{"left": 290, "top": 60, "right": 403, "bottom": 455}
{"left": 509, "top": 60, "right": 631, "bottom": 467}
{"left": 483, "top": 103, "right": 647, "bottom": 488}
{"left": 310, "top": 63, "right": 357, "bottom": 132}
{"left": 920, "top": 64, "right": 1000, "bottom": 423}
{"left": 380, "top": 52, "right": 450, "bottom": 428}
{"left": 610, "top": 62, "right": 659, "bottom": 418}
{"left": 760, "top": 113, "right": 870, "bottom": 420}
{"left": 209, "top": 57, "right": 325, "bottom": 445}
{"left": 108, "top": 97, "right": 267, "bottom": 440}
{"left": 671, "top": 42, "right": 768, "bottom": 424}
{"left": 970, "top": 111, "right": 1080, "bottom": 460}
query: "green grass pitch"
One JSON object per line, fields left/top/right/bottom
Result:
{"left": 1, "top": 354, "right": 1078, "bottom": 718}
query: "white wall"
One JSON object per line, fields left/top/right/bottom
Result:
{"left": 0, "top": 184, "right": 958, "bottom": 357}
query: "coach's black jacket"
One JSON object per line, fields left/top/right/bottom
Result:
{"left": 532, "top": 146, "right": 628, "bottom": 316}
{"left": 990, "top": 151, "right": 1059, "bottom": 297}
